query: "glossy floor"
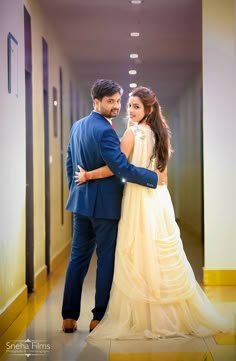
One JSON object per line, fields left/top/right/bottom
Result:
{"left": 0, "top": 231, "right": 235, "bottom": 361}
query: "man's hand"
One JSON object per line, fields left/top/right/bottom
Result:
{"left": 155, "top": 168, "right": 168, "bottom": 186}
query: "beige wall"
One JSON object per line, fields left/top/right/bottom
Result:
{"left": 0, "top": 0, "right": 26, "bottom": 312}
{"left": 168, "top": 74, "right": 203, "bottom": 239}
{"left": 202, "top": 0, "right": 236, "bottom": 269}
{"left": 24, "top": 0, "right": 80, "bottom": 273}
{"left": 0, "top": 0, "right": 82, "bottom": 324}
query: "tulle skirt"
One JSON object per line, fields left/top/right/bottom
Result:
{"left": 88, "top": 184, "right": 230, "bottom": 340}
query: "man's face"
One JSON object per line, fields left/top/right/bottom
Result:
{"left": 94, "top": 92, "right": 121, "bottom": 119}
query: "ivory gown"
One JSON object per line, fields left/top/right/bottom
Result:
{"left": 88, "top": 124, "right": 230, "bottom": 340}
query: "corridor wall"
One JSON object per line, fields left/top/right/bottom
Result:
{"left": 202, "top": 0, "right": 236, "bottom": 285}
{"left": 0, "top": 0, "right": 82, "bottom": 335}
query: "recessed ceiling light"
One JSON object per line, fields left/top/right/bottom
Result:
{"left": 130, "top": 53, "right": 138, "bottom": 59}
{"left": 129, "top": 70, "right": 137, "bottom": 75}
{"left": 130, "top": 32, "right": 140, "bottom": 37}
{"left": 129, "top": 83, "right": 137, "bottom": 88}
{"left": 130, "top": 0, "right": 143, "bottom": 4}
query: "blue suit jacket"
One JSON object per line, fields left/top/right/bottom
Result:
{"left": 66, "top": 111, "right": 158, "bottom": 219}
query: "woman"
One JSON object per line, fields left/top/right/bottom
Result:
{"left": 76, "top": 86, "right": 230, "bottom": 339}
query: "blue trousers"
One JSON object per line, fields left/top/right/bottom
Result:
{"left": 62, "top": 213, "right": 118, "bottom": 321}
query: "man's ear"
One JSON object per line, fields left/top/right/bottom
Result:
{"left": 93, "top": 98, "right": 99, "bottom": 110}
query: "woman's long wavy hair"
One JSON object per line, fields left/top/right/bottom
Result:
{"left": 129, "top": 86, "right": 173, "bottom": 171}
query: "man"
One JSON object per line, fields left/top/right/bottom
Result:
{"left": 62, "top": 79, "right": 165, "bottom": 333}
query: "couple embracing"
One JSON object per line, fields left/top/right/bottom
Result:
{"left": 61, "top": 79, "right": 229, "bottom": 339}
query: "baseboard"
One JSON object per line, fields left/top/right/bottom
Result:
{"left": 0, "top": 243, "right": 70, "bottom": 338}
{"left": 203, "top": 269, "right": 236, "bottom": 286}
{"left": 50, "top": 242, "right": 71, "bottom": 273}
{"left": 35, "top": 243, "right": 71, "bottom": 289}
{"left": 34, "top": 265, "right": 48, "bottom": 291}
{"left": 0, "top": 286, "right": 27, "bottom": 337}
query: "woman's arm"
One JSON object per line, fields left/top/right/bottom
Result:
{"left": 75, "top": 128, "right": 135, "bottom": 184}
{"left": 75, "top": 165, "right": 113, "bottom": 184}
{"left": 162, "top": 166, "right": 168, "bottom": 186}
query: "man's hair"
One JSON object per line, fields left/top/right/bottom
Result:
{"left": 91, "top": 79, "right": 123, "bottom": 101}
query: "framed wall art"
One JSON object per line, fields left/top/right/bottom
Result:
{"left": 8, "top": 32, "right": 18, "bottom": 96}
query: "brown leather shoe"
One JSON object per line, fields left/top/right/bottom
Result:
{"left": 62, "top": 319, "right": 77, "bottom": 333}
{"left": 89, "top": 319, "right": 100, "bottom": 332}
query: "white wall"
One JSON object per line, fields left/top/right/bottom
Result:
{"left": 202, "top": 0, "right": 236, "bottom": 269}
{"left": 0, "top": 0, "right": 26, "bottom": 311}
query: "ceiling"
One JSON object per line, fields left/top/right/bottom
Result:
{"left": 38, "top": 0, "right": 202, "bottom": 119}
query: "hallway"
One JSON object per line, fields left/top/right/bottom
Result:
{"left": 1, "top": 229, "right": 235, "bottom": 361}
{"left": 0, "top": 1, "right": 236, "bottom": 360}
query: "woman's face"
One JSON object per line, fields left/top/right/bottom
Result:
{"left": 127, "top": 96, "right": 145, "bottom": 123}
